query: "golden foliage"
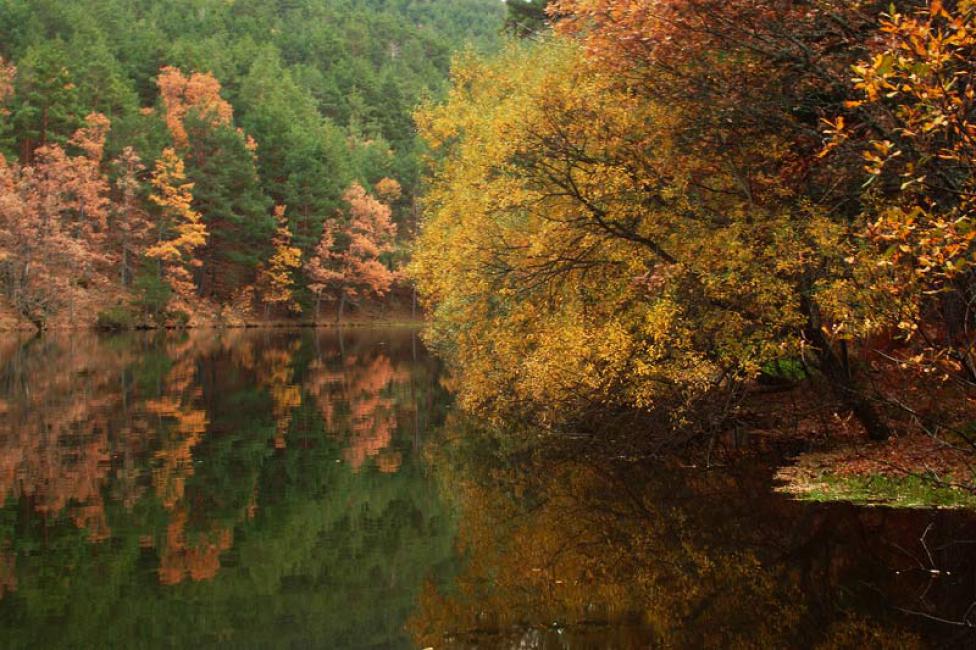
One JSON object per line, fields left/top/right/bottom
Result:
{"left": 411, "top": 43, "right": 818, "bottom": 428}
{"left": 413, "top": 1, "right": 976, "bottom": 442}
{"left": 146, "top": 148, "right": 207, "bottom": 302}
{"left": 826, "top": 0, "right": 976, "bottom": 377}
{"left": 256, "top": 205, "right": 302, "bottom": 314}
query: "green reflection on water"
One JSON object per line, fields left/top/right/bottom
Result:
{"left": 1, "top": 329, "right": 975, "bottom": 649}
{"left": 0, "top": 328, "right": 455, "bottom": 649}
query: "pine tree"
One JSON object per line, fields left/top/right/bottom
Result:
{"left": 6, "top": 42, "right": 86, "bottom": 163}
{"left": 183, "top": 119, "right": 271, "bottom": 301}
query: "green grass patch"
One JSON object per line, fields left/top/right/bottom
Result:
{"left": 800, "top": 473, "right": 976, "bottom": 510}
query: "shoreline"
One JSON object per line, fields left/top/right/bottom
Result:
{"left": 774, "top": 436, "right": 976, "bottom": 510}
{"left": 0, "top": 318, "right": 427, "bottom": 333}
{"left": 7, "top": 320, "right": 973, "bottom": 510}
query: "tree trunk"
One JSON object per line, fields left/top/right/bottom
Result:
{"left": 41, "top": 107, "right": 48, "bottom": 149}
{"left": 803, "top": 295, "right": 890, "bottom": 441}
{"left": 336, "top": 293, "right": 346, "bottom": 324}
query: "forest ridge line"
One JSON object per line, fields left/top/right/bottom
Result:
{"left": 0, "top": 0, "right": 506, "bottom": 330}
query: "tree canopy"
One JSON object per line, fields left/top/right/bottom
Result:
{"left": 411, "top": 0, "right": 976, "bottom": 454}
{"left": 0, "top": 0, "right": 506, "bottom": 327}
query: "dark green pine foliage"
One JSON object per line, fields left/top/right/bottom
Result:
{"left": 236, "top": 49, "right": 351, "bottom": 251}
{"left": 279, "top": 123, "right": 351, "bottom": 251}
{"left": 2, "top": 41, "right": 86, "bottom": 162}
{"left": 504, "top": 0, "right": 553, "bottom": 37}
{"left": 181, "top": 115, "right": 272, "bottom": 302}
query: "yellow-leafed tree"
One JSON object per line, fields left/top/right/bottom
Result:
{"left": 146, "top": 148, "right": 208, "bottom": 304}
{"left": 257, "top": 205, "right": 302, "bottom": 316}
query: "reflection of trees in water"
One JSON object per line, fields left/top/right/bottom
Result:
{"left": 256, "top": 341, "right": 303, "bottom": 449}
{"left": 0, "top": 332, "right": 453, "bottom": 648}
{"left": 0, "top": 328, "right": 456, "bottom": 649}
{"left": 144, "top": 337, "right": 234, "bottom": 585}
{"left": 0, "top": 332, "right": 442, "bottom": 593}
{"left": 411, "top": 419, "right": 976, "bottom": 648}
{"left": 147, "top": 346, "right": 209, "bottom": 511}
{"left": 305, "top": 330, "right": 422, "bottom": 474}
{"left": 0, "top": 335, "right": 134, "bottom": 543}
{"left": 158, "top": 507, "right": 234, "bottom": 586}
{"left": 0, "top": 332, "right": 234, "bottom": 585}
{"left": 0, "top": 550, "right": 15, "bottom": 599}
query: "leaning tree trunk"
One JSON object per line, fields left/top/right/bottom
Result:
{"left": 803, "top": 295, "right": 890, "bottom": 441}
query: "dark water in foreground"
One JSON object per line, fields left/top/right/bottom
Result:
{"left": 0, "top": 328, "right": 973, "bottom": 649}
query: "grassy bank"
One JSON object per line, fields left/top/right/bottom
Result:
{"left": 776, "top": 440, "right": 976, "bottom": 510}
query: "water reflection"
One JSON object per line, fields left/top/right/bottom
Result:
{"left": 0, "top": 328, "right": 453, "bottom": 649}
{"left": 2, "top": 329, "right": 975, "bottom": 648}
{"left": 411, "top": 419, "right": 976, "bottom": 649}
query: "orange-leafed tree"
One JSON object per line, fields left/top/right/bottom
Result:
{"left": 256, "top": 205, "right": 302, "bottom": 317}
{"left": 826, "top": 0, "right": 976, "bottom": 382}
{"left": 0, "top": 113, "right": 111, "bottom": 326}
{"left": 305, "top": 183, "right": 398, "bottom": 322}
{"left": 62, "top": 113, "right": 112, "bottom": 246}
{"left": 146, "top": 148, "right": 207, "bottom": 306}
{"left": 156, "top": 66, "right": 234, "bottom": 149}
{"left": 0, "top": 57, "right": 14, "bottom": 104}
{"left": 374, "top": 177, "right": 402, "bottom": 203}
{"left": 304, "top": 220, "right": 342, "bottom": 319}
{"left": 111, "top": 146, "right": 152, "bottom": 287}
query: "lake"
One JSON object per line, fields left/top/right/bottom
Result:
{"left": 0, "top": 328, "right": 973, "bottom": 648}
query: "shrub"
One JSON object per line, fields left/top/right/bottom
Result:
{"left": 95, "top": 305, "right": 135, "bottom": 331}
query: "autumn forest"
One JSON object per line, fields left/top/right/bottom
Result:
{"left": 0, "top": 0, "right": 504, "bottom": 329}
{"left": 2, "top": 0, "right": 976, "bottom": 646}
{"left": 410, "top": 0, "right": 976, "bottom": 503}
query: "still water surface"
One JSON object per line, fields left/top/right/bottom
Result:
{"left": 0, "top": 328, "right": 973, "bottom": 648}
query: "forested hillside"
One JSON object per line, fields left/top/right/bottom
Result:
{"left": 0, "top": 0, "right": 505, "bottom": 328}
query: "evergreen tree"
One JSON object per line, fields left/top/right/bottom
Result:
{"left": 182, "top": 117, "right": 272, "bottom": 301}
{"left": 504, "top": 0, "right": 552, "bottom": 37}
{"left": 4, "top": 41, "right": 86, "bottom": 162}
